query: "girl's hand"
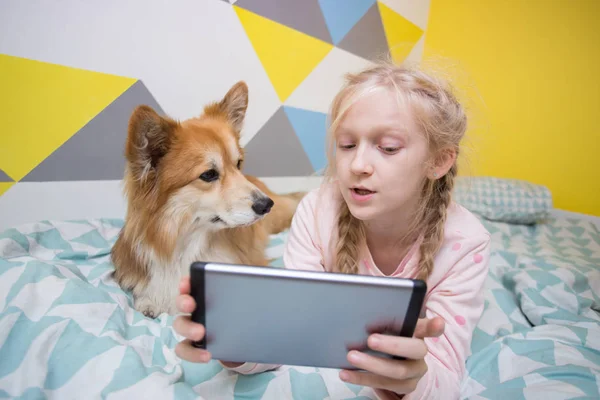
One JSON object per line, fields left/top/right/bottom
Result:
{"left": 340, "top": 317, "right": 445, "bottom": 395}
{"left": 173, "top": 276, "right": 243, "bottom": 368}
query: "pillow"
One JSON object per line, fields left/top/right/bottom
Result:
{"left": 452, "top": 176, "right": 553, "bottom": 224}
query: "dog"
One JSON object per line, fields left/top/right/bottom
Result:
{"left": 111, "top": 81, "right": 305, "bottom": 318}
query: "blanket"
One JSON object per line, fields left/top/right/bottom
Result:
{"left": 0, "top": 215, "right": 599, "bottom": 399}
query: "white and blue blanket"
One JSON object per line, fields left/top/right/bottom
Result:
{"left": 0, "top": 214, "right": 599, "bottom": 399}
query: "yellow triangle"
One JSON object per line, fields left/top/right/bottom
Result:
{"left": 234, "top": 6, "right": 333, "bottom": 102}
{"left": 0, "top": 55, "right": 136, "bottom": 181}
{"left": 0, "top": 182, "right": 14, "bottom": 197}
{"left": 378, "top": 2, "right": 424, "bottom": 63}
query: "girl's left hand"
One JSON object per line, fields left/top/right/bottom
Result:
{"left": 340, "top": 317, "right": 445, "bottom": 395}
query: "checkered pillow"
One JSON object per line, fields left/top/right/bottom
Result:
{"left": 452, "top": 177, "right": 553, "bottom": 224}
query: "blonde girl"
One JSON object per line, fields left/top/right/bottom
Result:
{"left": 174, "top": 61, "right": 491, "bottom": 400}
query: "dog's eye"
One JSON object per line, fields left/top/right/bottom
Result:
{"left": 199, "top": 169, "right": 219, "bottom": 182}
{"left": 237, "top": 159, "right": 243, "bottom": 170}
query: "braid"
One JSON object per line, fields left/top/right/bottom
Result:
{"left": 334, "top": 200, "right": 365, "bottom": 274}
{"left": 416, "top": 164, "right": 457, "bottom": 281}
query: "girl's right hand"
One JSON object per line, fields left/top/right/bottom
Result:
{"left": 173, "top": 276, "right": 243, "bottom": 368}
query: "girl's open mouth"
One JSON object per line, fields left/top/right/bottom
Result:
{"left": 350, "top": 188, "right": 376, "bottom": 202}
{"left": 352, "top": 188, "right": 375, "bottom": 195}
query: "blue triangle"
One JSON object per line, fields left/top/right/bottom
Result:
{"left": 318, "top": 0, "right": 375, "bottom": 45}
{"left": 26, "top": 228, "right": 74, "bottom": 254}
{"left": 283, "top": 106, "right": 328, "bottom": 172}
{"left": 289, "top": 369, "right": 330, "bottom": 399}
{"left": 71, "top": 229, "right": 110, "bottom": 249}
{"left": 234, "top": 371, "right": 277, "bottom": 400}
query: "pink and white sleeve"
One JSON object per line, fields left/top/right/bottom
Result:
{"left": 381, "top": 233, "right": 491, "bottom": 400}
{"left": 221, "top": 192, "right": 326, "bottom": 375}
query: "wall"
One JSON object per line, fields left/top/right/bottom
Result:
{"left": 423, "top": 0, "right": 600, "bottom": 216}
{"left": 0, "top": 0, "right": 431, "bottom": 231}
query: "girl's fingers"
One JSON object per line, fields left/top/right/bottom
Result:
{"left": 177, "top": 294, "right": 196, "bottom": 314}
{"left": 413, "top": 317, "right": 445, "bottom": 339}
{"left": 340, "top": 369, "right": 420, "bottom": 394}
{"left": 179, "top": 276, "right": 191, "bottom": 295}
{"left": 175, "top": 340, "right": 212, "bottom": 363}
{"left": 346, "top": 350, "right": 428, "bottom": 380}
{"left": 173, "top": 315, "right": 205, "bottom": 341}
{"left": 368, "top": 335, "right": 428, "bottom": 360}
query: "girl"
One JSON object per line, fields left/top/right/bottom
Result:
{"left": 173, "top": 62, "right": 491, "bottom": 399}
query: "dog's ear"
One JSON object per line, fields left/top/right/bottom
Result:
{"left": 125, "top": 105, "right": 177, "bottom": 180}
{"left": 218, "top": 81, "right": 249, "bottom": 134}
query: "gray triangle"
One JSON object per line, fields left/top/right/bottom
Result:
{"left": 0, "top": 169, "right": 14, "bottom": 182}
{"left": 243, "top": 107, "right": 314, "bottom": 177}
{"left": 337, "top": 2, "right": 389, "bottom": 61}
{"left": 236, "top": 0, "right": 332, "bottom": 44}
{"left": 22, "top": 81, "right": 164, "bottom": 182}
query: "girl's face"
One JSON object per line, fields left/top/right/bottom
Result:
{"left": 334, "top": 88, "right": 432, "bottom": 223}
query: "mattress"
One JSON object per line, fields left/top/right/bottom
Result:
{"left": 0, "top": 213, "right": 598, "bottom": 399}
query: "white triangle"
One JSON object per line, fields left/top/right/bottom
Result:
{"left": 193, "top": 368, "right": 239, "bottom": 399}
{"left": 404, "top": 35, "right": 426, "bottom": 66}
{"left": 554, "top": 341, "right": 600, "bottom": 371}
{"left": 460, "top": 375, "right": 488, "bottom": 399}
{"left": 54, "top": 263, "right": 86, "bottom": 281}
{"left": 9, "top": 275, "right": 68, "bottom": 321}
{"left": 76, "top": 264, "right": 97, "bottom": 278}
{"left": 523, "top": 373, "right": 587, "bottom": 400}
{"left": 498, "top": 345, "right": 549, "bottom": 383}
{"left": 284, "top": 47, "right": 374, "bottom": 114}
{"left": 378, "top": 0, "right": 431, "bottom": 30}
{"left": 540, "top": 284, "right": 579, "bottom": 314}
{"left": 524, "top": 325, "right": 582, "bottom": 345}
{"left": 52, "top": 220, "right": 97, "bottom": 241}
{"left": 477, "top": 302, "right": 513, "bottom": 336}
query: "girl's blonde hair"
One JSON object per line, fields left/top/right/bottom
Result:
{"left": 324, "top": 61, "right": 467, "bottom": 281}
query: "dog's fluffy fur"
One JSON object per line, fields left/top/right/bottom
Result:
{"left": 111, "top": 81, "right": 304, "bottom": 318}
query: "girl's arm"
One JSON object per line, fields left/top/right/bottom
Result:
{"left": 397, "top": 233, "right": 491, "bottom": 400}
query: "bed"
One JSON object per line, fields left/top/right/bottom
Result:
{"left": 0, "top": 178, "right": 599, "bottom": 399}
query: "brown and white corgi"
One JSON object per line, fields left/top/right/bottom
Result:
{"left": 111, "top": 81, "right": 304, "bottom": 318}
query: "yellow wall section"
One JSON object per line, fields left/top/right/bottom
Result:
{"left": 234, "top": 6, "right": 333, "bottom": 102}
{"left": 423, "top": 0, "right": 600, "bottom": 216}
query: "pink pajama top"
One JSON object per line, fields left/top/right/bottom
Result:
{"left": 223, "top": 182, "right": 491, "bottom": 399}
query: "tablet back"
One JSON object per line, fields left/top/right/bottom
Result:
{"left": 190, "top": 262, "right": 426, "bottom": 370}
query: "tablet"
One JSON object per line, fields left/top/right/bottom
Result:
{"left": 189, "top": 261, "right": 426, "bottom": 370}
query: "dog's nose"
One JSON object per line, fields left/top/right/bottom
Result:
{"left": 252, "top": 197, "right": 274, "bottom": 215}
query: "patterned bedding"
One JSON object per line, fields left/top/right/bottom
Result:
{"left": 0, "top": 214, "right": 598, "bottom": 399}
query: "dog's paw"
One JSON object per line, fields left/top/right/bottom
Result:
{"left": 134, "top": 296, "right": 164, "bottom": 319}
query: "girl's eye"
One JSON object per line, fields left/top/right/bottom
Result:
{"left": 200, "top": 169, "right": 219, "bottom": 182}
{"left": 338, "top": 143, "right": 355, "bottom": 150}
{"left": 380, "top": 146, "right": 400, "bottom": 154}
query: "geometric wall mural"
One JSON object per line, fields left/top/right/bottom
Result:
{"left": 0, "top": 0, "right": 429, "bottom": 228}
{"left": 21, "top": 81, "right": 164, "bottom": 182}
{"left": 231, "top": 0, "right": 425, "bottom": 176}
